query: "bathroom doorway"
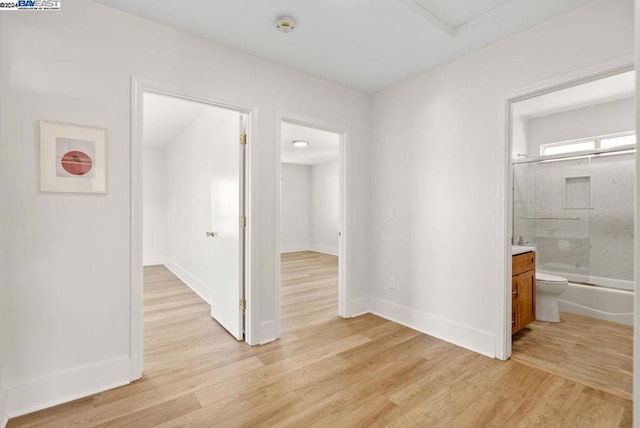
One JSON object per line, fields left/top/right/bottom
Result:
{"left": 500, "top": 62, "right": 635, "bottom": 400}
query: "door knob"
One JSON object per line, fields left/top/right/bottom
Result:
{"left": 206, "top": 232, "right": 216, "bottom": 238}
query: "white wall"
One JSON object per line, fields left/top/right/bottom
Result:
{"left": 310, "top": 160, "right": 339, "bottom": 255}
{"left": 526, "top": 97, "right": 635, "bottom": 154}
{"left": 0, "top": 0, "right": 371, "bottom": 416}
{"left": 280, "top": 163, "right": 311, "bottom": 253}
{"left": 370, "top": 0, "right": 634, "bottom": 357}
{"left": 280, "top": 160, "right": 338, "bottom": 255}
{"left": 142, "top": 147, "right": 167, "bottom": 266}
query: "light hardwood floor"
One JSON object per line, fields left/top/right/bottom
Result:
{"left": 9, "top": 251, "right": 632, "bottom": 427}
{"left": 512, "top": 312, "right": 633, "bottom": 401}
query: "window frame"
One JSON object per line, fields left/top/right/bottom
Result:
{"left": 540, "top": 131, "right": 636, "bottom": 156}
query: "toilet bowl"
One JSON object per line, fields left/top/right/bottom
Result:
{"left": 535, "top": 272, "right": 568, "bottom": 322}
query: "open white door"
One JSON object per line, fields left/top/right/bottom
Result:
{"left": 206, "top": 109, "right": 245, "bottom": 340}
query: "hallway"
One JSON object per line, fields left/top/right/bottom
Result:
{"left": 8, "top": 257, "right": 632, "bottom": 427}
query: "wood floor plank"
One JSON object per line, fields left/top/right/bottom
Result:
{"left": 8, "top": 251, "right": 632, "bottom": 427}
{"left": 512, "top": 312, "right": 633, "bottom": 400}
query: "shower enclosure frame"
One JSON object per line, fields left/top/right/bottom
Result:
{"left": 495, "top": 55, "right": 635, "bottom": 362}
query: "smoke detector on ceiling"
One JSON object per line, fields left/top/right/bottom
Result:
{"left": 275, "top": 16, "right": 296, "bottom": 33}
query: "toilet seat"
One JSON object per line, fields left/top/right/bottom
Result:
{"left": 536, "top": 272, "right": 568, "bottom": 285}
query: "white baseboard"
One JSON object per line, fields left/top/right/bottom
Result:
{"left": 280, "top": 244, "right": 339, "bottom": 256}
{"left": 6, "top": 356, "right": 130, "bottom": 418}
{"left": 143, "top": 255, "right": 165, "bottom": 266}
{"left": 259, "top": 320, "right": 278, "bottom": 345}
{"left": 0, "top": 386, "right": 7, "bottom": 428}
{"left": 309, "top": 244, "right": 339, "bottom": 256}
{"left": 349, "top": 297, "right": 370, "bottom": 317}
{"left": 370, "top": 298, "right": 495, "bottom": 358}
{"left": 165, "top": 261, "right": 211, "bottom": 304}
{"left": 280, "top": 244, "right": 311, "bottom": 254}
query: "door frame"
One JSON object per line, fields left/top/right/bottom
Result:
{"left": 275, "top": 111, "right": 351, "bottom": 331}
{"left": 130, "top": 77, "right": 257, "bottom": 381}
{"left": 495, "top": 55, "right": 634, "bottom": 361}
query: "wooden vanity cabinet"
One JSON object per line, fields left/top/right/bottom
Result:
{"left": 512, "top": 251, "right": 536, "bottom": 335}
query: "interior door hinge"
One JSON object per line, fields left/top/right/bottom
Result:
{"left": 241, "top": 216, "right": 247, "bottom": 228}
{"left": 240, "top": 134, "right": 247, "bottom": 145}
{"left": 240, "top": 298, "right": 246, "bottom": 311}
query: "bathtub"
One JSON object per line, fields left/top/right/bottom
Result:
{"left": 545, "top": 272, "right": 634, "bottom": 325}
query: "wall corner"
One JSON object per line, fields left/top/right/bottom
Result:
{"left": 0, "top": 386, "right": 7, "bottom": 428}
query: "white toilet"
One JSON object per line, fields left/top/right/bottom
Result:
{"left": 535, "top": 272, "right": 568, "bottom": 322}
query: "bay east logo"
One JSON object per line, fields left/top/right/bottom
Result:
{"left": 0, "top": 0, "right": 60, "bottom": 10}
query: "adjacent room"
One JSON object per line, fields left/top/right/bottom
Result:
{"left": 279, "top": 121, "right": 341, "bottom": 334}
{"left": 142, "top": 92, "right": 247, "bottom": 345}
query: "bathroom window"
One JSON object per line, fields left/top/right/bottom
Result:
{"left": 540, "top": 132, "right": 636, "bottom": 156}
{"left": 600, "top": 134, "right": 636, "bottom": 148}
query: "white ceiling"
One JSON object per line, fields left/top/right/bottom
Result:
{"left": 281, "top": 122, "right": 339, "bottom": 166}
{"left": 94, "top": 0, "right": 594, "bottom": 94}
{"left": 513, "top": 70, "right": 636, "bottom": 119}
{"left": 143, "top": 93, "right": 207, "bottom": 149}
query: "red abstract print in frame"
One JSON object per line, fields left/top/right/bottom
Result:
{"left": 61, "top": 150, "right": 93, "bottom": 176}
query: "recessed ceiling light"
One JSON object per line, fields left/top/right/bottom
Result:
{"left": 275, "top": 16, "right": 296, "bottom": 33}
{"left": 292, "top": 140, "right": 309, "bottom": 147}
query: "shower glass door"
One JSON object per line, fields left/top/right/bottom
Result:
{"left": 513, "top": 151, "right": 634, "bottom": 290}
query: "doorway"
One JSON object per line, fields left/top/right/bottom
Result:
{"left": 276, "top": 114, "right": 348, "bottom": 335}
{"left": 131, "top": 80, "right": 253, "bottom": 379}
{"left": 498, "top": 60, "right": 635, "bottom": 399}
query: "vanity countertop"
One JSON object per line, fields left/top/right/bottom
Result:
{"left": 512, "top": 245, "right": 535, "bottom": 256}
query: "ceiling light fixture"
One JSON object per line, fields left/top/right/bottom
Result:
{"left": 292, "top": 140, "right": 309, "bottom": 147}
{"left": 275, "top": 16, "right": 296, "bottom": 33}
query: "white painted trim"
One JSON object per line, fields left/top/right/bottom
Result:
{"left": 0, "top": 387, "right": 7, "bottom": 428}
{"left": 370, "top": 298, "right": 495, "bottom": 358}
{"left": 143, "top": 255, "right": 165, "bottom": 267}
{"left": 309, "top": 244, "right": 339, "bottom": 256}
{"left": 5, "top": 356, "right": 130, "bottom": 418}
{"left": 164, "top": 262, "right": 211, "bottom": 304}
{"left": 280, "top": 244, "right": 311, "bottom": 254}
{"left": 130, "top": 78, "right": 144, "bottom": 381}
{"left": 349, "top": 298, "right": 371, "bottom": 317}
{"left": 634, "top": 4, "right": 640, "bottom": 423}
{"left": 259, "top": 320, "right": 278, "bottom": 345}
{"left": 496, "top": 55, "right": 635, "bottom": 362}
{"left": 275, "top": 112, "right": 352, "bottom": 329}
{"left": 242, "top": 106, "right": 257, "bottom": 346}
{"left": 130, "top": 78, "right": 259, "bottom": 378}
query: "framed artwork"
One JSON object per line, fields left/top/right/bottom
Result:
{"left": 40, "top": 120, "right": 108, "bottom": 194}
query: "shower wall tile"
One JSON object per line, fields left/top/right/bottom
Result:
{"left": 589, "top": 154, "right": 634, "bottom": 281}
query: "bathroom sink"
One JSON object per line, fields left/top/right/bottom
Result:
{"left": 512, "top": 245, "right": 535, "bottom": 255}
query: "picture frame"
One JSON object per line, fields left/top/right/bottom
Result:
{"left": 40, "top": 120, "right": 108, "bottom": 194}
